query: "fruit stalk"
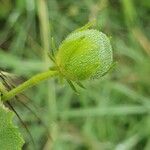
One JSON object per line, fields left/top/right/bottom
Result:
{"left": 1, "top": 70, "right": 58, "bottom": 102}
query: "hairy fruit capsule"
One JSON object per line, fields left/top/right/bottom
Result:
{"left": 56, "top": 29, "right": 113, "bottom": 81}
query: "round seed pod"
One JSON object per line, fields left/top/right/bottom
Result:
{"left": 56, "top": 29, "right": 113, "bottom": 81}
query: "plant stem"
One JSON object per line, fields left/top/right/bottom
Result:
{"left": 1, "top": 70, "right": 58, "bottom": 102}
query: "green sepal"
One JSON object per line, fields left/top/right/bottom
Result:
{"left": 74, "top": 19, "right": 96, "bottom": 32}
{"left": 51, "top": 37, "right": 57, "bottom": 57}
{"left": 48, "top": 37, "right": 57, "bottom": 63}
{"left": 66, "top": 79, "right": 79, "bottom": 94}
{"left": 48, "top": 52, "right": 56, "bottom": 63}
{"left": 100, "top": 61, "right": 117, "bottom": 77}
{"left": 76, "top": 82, "right": 86, "bottom": 89}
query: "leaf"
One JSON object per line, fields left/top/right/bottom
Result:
{"left": 0, "top": 102, "right": 24, "bottom": 150}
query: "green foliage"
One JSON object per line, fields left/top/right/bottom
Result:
{"left": 0, "top": 102, "right": 24, "bottom": 150}
{"left": 0, "top": 0, "right": 150, "bottom": 149}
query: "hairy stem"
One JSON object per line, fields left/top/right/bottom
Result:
{"left": 1, "top": 70, "right": 58, "bottom": 102}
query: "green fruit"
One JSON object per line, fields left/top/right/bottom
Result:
{"left": 56, "top": 29, "right": 113, "bottom": 81}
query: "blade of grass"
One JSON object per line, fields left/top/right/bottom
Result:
{"left": 37, "top": 0, "right": 57, "bottom": 148}
{"left": 59, "top": 105, "right": 149, "bottom": 118}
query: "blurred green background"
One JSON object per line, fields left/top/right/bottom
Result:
{"left": 0, "top": 0, "right": 150, "bottom": 150}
